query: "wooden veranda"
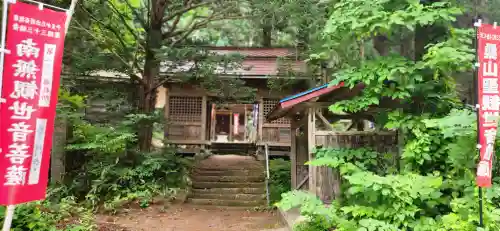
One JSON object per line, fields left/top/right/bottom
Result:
{"left": 266, "top": 82, "right": 399, "bottom": 202}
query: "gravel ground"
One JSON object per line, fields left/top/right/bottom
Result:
{"left": 97, "top": 204, "right": 285, "bottom": 231}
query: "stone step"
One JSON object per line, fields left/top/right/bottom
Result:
{"left": 191, "top": 175, "right": 264, "bottom": 183}
{"left": 187, "top": 198, "right": 266, "bottom": 207}
{"left": 192, "top": 188, "right": 266, "bottom": 195}
{"left": 192, "top": 181, "right": 265, "bottom": 189}
{"left": 191, "top": 193, "right": 266, "bottom": 201}
{"left": 192, "top": 169, "right": 265, "bottom": 177}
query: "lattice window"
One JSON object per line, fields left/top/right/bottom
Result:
{"left": 263, "top": 98, "right": 290, "bottom": 124}
{"left": 169, "top": 96, "right": 202, "bottom": 122}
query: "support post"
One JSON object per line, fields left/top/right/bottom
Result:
{"left": 2, "top": 205, "right": 15, "bottom": 231}
{"left": 290, "top": 120, "right": 297, "bottom": 189}
{"left": 0, "top": 0, "right": 13, "bottom": 105}
{"left": 163, "top": 86, "right": 170, "bottom": 141}
{"left": 51, "top": 116, "right": 67, "bottom": 183}
{"left": 258, "top": 97, "right": 264, "bottom": 142}
{"left": 265, "top": 143, "right": 270, "bottom": 206}
{"left": 315, "top": 110, "right": 334, "bottom": 130}
{"left": 201, "top": 95, "right": 207, "bottom": 141}
{"left": 474, "top": 18, "right": 484, "bottom": 228}
{"left": 307, "top": 108, "right": 316, "bottom": 194}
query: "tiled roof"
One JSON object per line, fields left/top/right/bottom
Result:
{"left": 208, "top": 47, "right": 299, "bottom": 57}
{"left": 239, "top": 59, "right": 305, "bottom": 75}
{"left": 161, "top": 47, "right": 306, "bottom": 76}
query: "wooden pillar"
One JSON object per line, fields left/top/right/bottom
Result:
{"left": 210, "top": 104, "right": 216, "bottom": 141}
{"left": 258, "top": 97, "right": 264, "bottom": 142}
{"left": 290, "top": 119, "right": 297, "bottom": 189}
{"left": 201, "top": 95, "right": 207, "bottom": 141}
{"left": 163, "top": 86, "right": 170, "bottom": 140}
{"left": 307, "top": 108, "right": 317, "bottom": 194}
{"left": 229, "top": 109, "right": 233, "bottom": 141}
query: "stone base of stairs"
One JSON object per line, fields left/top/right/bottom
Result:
{"left": 188, "top": 155, "right": 267, "bottom": 208}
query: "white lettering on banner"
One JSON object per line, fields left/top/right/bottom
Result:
{"left": 6, "top": 143, "right": 31, "bottom": 165}
{"left": 482, "top": 95, "right": 500, "bottom": 110}
{"left": 485, "top": 43, "right": 498, "bottom": 60}
{"left": 485, "top": 128, "right": 497, "bottom": 144}
{"left": 483, "top": 111, "right": 499, "bottom": 126}
{"left": 483, "top": 78, "right": 499, "bottom": 94}
{"left": 9, "top": 101, "right": 36, "bottom": 120}
{"left": 12, "top": 60, "right": 39, "bottom": 79}
{"left": 12, "top": 23, "right": 18, "bottom": 31}
{"left": 16, "top": 39, "right": 40, "bottom": 58}
{"left": 28, "top": 119, "right": 47, "bottom": 185}
{"left": 483, "top": 60, "right": 498, "bottom": 77}
{"left": 477, "top": 161, "right": 491, "bottom": 177}
{"left": 10, "top": 80, "right": 38, "bottom": 100}
{"left": 8, "top": 122, "right": 33, "bottom": 142}
{"left": 4, "top": 165, "right": 28, "bottom": 186}
{"left": 39, "top": 44, "right": 56, "bottom": 107}
{"left": 480, "top": 33, "right": 500, "bottom": 41}
{"left": 484, "top": 144, "right": 494, "bottom": 161}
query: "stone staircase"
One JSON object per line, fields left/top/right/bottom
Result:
{"left": 188, "top": 155, "right": 267, "bottom": 207}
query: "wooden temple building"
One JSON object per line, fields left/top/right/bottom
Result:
{"left": 161, "top": 47, "right": 310, "bottom": 155}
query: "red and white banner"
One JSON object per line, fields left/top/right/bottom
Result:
{"left": 0, "top": 2, "right": 67, "bottom": 205}
{"left": 234, "top": 113, "right": 239, "bottom": 134}
{"left": 476, "top": 23, "right": 500, "bottom": 188}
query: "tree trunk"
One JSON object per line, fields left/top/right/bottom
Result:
{"left": 262, "top": 25, "right": 272, "bottom": 47}
{"left": 373, "top": 35, "right": 389, "bottom": 56}
{"left": 137, "top": 0, "right": 166, "bottom": 152}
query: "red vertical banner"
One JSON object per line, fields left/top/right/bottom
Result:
{"left": 476, "top": 24, "right": 500, "bottom": 188}
{"left": 0, "top": 2, "right": 67, "bottom": 205}
{"left": 234, "top": 113, "right": 239, "bottom": 135}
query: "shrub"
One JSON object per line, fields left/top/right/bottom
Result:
{"left": 269, "top": 158, "right": 291, "bottom": 204}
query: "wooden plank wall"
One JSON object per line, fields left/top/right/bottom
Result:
{"left": 165, "top": 86, "right": 207, "bottom": 144}
{"left": 261, "top": 98, "right": 291, "bottom": 146}
{"left": 314, "top": 130, "right": 398, "bottom": 203}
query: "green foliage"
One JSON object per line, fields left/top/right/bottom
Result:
{"left": 278, "top": 107, "right": 500, "bottom": 230}
{"left": 0, "top": 196, "right": 95, "bottom": 231}
{"left": 313, "top": 147, "right": 396, "bottom": 175}
{"left": 269, "top": 159, "right": 291, "bottom": 204}
{"left": 56, "top": 89, "right": 86, "bottom": 120}
{"left": 63, "top": 116, "right": 190, "bottom": 212}
{"left": 325, "top": 0, "right": 462, "bottom": 37}
{"left": 52, "top": 91, "right": 190, "bottom": 216}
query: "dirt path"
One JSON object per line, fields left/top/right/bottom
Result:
{"left": 98, "top": 204, "right": 285, "bottom": 231}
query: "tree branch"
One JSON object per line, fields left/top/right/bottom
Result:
{"left": 106, "top": 0, "right": 145, "bottom": 49}
{"left": 162, "top": 0, "right": 212, "bottom": 23}
{"left": 121, "top": 0, "right": 148, "bottom": 30}
{"left": 78, "top": 3, "right": 147, "bottom": 87}
{"left": 170, "top": 15, "right": 244, "bottom": 46}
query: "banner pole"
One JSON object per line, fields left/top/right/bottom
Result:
{"left": 1, "top": 205, "right": 16, "bottom": 231}
{"left": 473, "top": 17, "right": 484, "bottom": 228}
{"left": 0, "top": 0, "right": 13, "bottom": 106}
{"left": 64, "top": 0, "right": 77, "bottom": 34}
